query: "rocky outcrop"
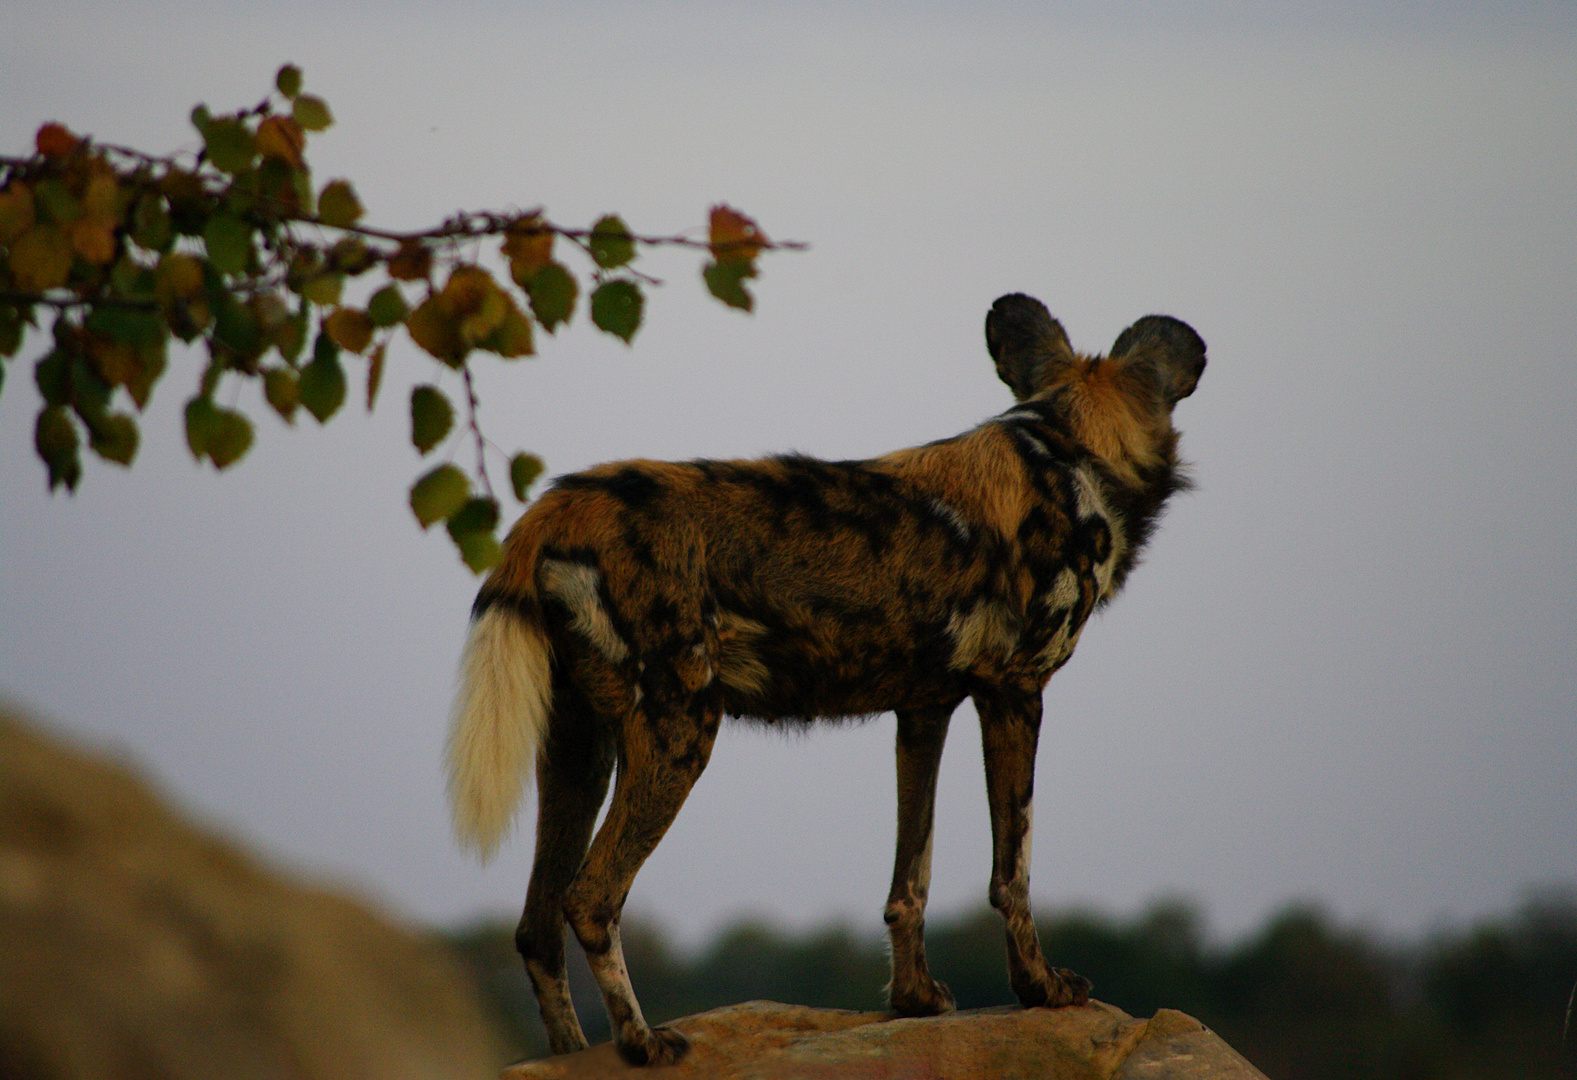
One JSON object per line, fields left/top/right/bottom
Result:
{"left": 502, "top": 999, "right": 1270, "bottom": 1079}
{"left": 0, "top": 710, "right": 505, "bottom": 1080}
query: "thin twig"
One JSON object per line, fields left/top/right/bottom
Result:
{"left": 461, "top": 363, "right": 493, "bottom": 501}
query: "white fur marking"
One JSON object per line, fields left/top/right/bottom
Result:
{"left": 1036, "top": 569, "right": 1083, "bottom": 671}
{"left": 1073, "top": 466, "right": 1128, "bottom": 595}
{"left": 1009, "top": 426, "right": 1053, "bottom": 460}
{"left": 586, "top": 924, "right": 648, "bottom": 1029}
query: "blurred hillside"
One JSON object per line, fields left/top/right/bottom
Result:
{"left": 449, "top": 890, "right": 1577, "bottom": 1079}
{"left": 0, "top": 709, "right": 505, "bottom": 1079}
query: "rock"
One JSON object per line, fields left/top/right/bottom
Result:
{"left": 0, "top": 709, "right": 505, "bottom": 1080}
{"left": 501, "top": 999, "right": 1270, "bottom": 1079}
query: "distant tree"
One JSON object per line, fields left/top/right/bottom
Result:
{"left": 441, "top": 896, "right": 1577, "bottom": 1080}
{"left": 1421, "top": 889, "right": 1577, "bottom": 1080}
{"left": 0, "top": 65, "right": 799, "bottom": 570}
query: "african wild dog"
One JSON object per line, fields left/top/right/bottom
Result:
{"left": 447, "top": 294, "right": 1206, "bottom": 1065}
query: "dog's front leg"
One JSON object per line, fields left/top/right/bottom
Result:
{"left": 884, "top": 706, "right": 958, "bottom": 1016}
{"left": 976, "top": 688, "right": 1091, "bottom": 1009}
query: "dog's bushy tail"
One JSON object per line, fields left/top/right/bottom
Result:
{"left": 445, "top": 603, "right": 552, "bottom": 864}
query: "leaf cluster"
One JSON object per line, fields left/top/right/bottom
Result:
{"left": 1, "top": 66, "right": 796, "bottom": 571}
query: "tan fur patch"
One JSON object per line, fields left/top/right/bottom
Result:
{"left": 713, "top": 611, "right": 771, "bottom": 696}
{"left": 540, "top": 559, "right": 631, "bottom": 662}
{"left": 948, "top": 600, "right": 1020, "bottom": 670}
{"left": 1050, "top": 358, "right": 1163, "bottom": 485}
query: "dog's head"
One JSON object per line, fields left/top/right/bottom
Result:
{"left": 985, "top": 293, "right": 1205, "bottom": 478}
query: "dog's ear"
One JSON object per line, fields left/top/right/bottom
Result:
{"left": 1109, "top": 315, "right": 1207, "bottom": 406}
{"left": 985, "top": 294, "right": 1076, "bottom": 402}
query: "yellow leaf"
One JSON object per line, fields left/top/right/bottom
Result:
{"left": 709, "top": 204, "right": 765, "bottom": 263}
{"left": 324, "top": 306, "right": 375, "bottom": 354}
{"left": 9, "top": 225, "right": 74, "bottom": 291}
{"left": 155, "top": 253, "right": 204, "bottom": 303}
{"left": 256, "top": 115, "right": 306, "bottom": 167}
{"left": 87, "top": 335, "right": 138, "bottom": 387}
{"left": 81, "top": 167, "right": 119, "bottom": 224}
{"left": 502, "top": 216, "right": 553, "bottom": 277}
{"left": 486, "top": 297, "right": 535, "bottom": 358}
{"left": 71, "top": 218, "right": 116, "bottom": 265}
{"left": 441, "top": 264, "right": 494, "bottom": 315}
{"left": 0, "top": 183, "right": 36, "bottom": 244}
{"left": 387, "top": 241, "right": 431, "bottom": 282}
{"left": 460, "top": 285, "right": 508, "bottom": 347}
{"left": 406, "top": 294, "right": 465, "bottom": 365}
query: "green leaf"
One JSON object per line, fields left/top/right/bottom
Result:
{"left": 184, "top": 395, "right": 218, "bottom": 459}
{"left": 88, "top": 411, "right": 138, "bottom": 466}
{"left": 207, "top": 407, "right": 253, "bottom": 468}
{"left": 87, "top": 304, "right": 164, "bottom": 350}
{"left": 35, "top": 405, "right": 80, "bottom": 491}
{"left": 275, "top": 310, "right": 309, "bottom": 363}
{"left": 452, "top": 524, "right": 503, "bottom": 574}
{"left": 0, "top": 302, "right": 28, "bottom": 359}
{"left": 124, "top": 338, "right": 167, "bottom": 411}
{"left": 409, "top": 463, "right": 469, "bottom": 529}
{"left": 33, "top": 179, "right": 79, "bottom": 226}
{"left": 366, "top": 285, "right": 408, "bottom": 328}
{"left": 365, "top": 342, "right": 386, "bottom": 412}
{"left": 524, "top": 261, "right": 577, "bottom": 333}
{"left": 299, "top": 272, "right": 344, "bottom": 307}
{"left": 276, "top": 64, "right": 303, "bottom": 99}
{"left": 35, "top": 349, "right": 68, "bottom": 406}
{"left": 590, "top": 279, "right": 644, "bottom": 344}
{"left": 263, "top": 366, "right": 299, "bottom": 422}
{"left": 129, "top": 194, "right": 173, "bottom": 253}
{"left": 67, "top": 354, "right": 112, "bottom": 420}
{"left": 211, "top": 292, "right": 263, "bottom": 367}
{"left": 410, "top": 384, "right": 453, "bottom": 455}
{"left": 509, "top": 452, "right": 543, "bottom": 502}
{"left": 445, "top": 496, "right": 500, "bottom": 542}
{"left": 298, "top": 342, "right": 346, "bottom": 423}
{"left": 588, "top": 215, "right": 636, "bottom": 269}
{"left": 703, "top": 258, "right": 757, "bottom": 312}
{"left": 317, "top": 179, "right": 363, "bottom": 228}
{"left": 292, "top": 95, "right": 333, "bottom": 132}
{"left": 203, "top": 118, "right": 257, "bottom": 176}
{"left": 484, "top": 301, "right": 534, "bottom": 358}
{"left": 203, "top": 213, "right": 253, "bottom": 275}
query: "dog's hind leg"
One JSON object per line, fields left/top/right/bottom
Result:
{"left": 884, "top": 706, "right": 958, "bottom": 1016}
{"left": 516, "top": 693, "right": 615, "bottom": 1056}
{"left": 562, "top": 700, "right": 719, "bottom": 1066}
{"left": 977, "top": 687, "right": 1092, "bottom": 1009}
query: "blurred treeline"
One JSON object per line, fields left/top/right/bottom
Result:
{"left": 443, "top": 889, "right": 1577, "bottom": 1080}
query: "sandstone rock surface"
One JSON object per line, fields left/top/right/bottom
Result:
{"left": 0, "top": 710, "right": 505, "bottom": 1080}
{"left": 502, "top": 999, "right": 1270, "bottom": 1080}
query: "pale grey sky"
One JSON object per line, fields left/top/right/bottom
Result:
{"left": 2, "top": 1, "right": 1573, "bottom": 948}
